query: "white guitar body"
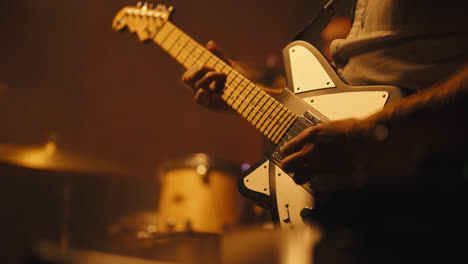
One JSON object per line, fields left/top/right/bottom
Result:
{"left": 111, "top": 5, "right": 406, "bottom": 230}
{"left": 238, "top": 41, "right": 406, "bottom": 228}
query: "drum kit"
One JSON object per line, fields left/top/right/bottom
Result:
{"left": 102, "top": 153, "right": 249, "bottom": 263}
{"left": 0, "top": 142, "right": 276, "bottom": 263}
{"left": 0, "top": 60, "right": 292, "bottom": 261}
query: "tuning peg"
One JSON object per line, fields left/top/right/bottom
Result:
{"left": 126, "top": 8, "right": 135, "bottom": 16}
{"left": 140, "top": 2, "right": 148, "bottom": 13}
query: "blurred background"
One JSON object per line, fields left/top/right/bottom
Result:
{"left": 0, "top": 0, "right": 352, "bottom": 263}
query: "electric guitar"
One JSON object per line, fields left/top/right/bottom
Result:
{"left": 112, "top": 3, "right": 406, "bottom": 228}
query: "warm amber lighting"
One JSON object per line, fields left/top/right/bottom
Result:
{"left": 17, "top": 141, "right": 57, "bottom": 168}
{"left": 0, "top": 80, "right": 7, "bottom": 96}
{"left": 44, "top": 141, "right": 57, "bottom": 154}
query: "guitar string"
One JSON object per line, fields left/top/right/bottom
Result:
{"left": 157, "top": 28, "right": 309, "bottom": 144}
{"left": 159, "top": 30, "right": 297, "bottom": 137}
{"left": 137, "top": 20, "right": 297, "bottom": 138}
{"left": 167, "top": 36, "right": 298, "bottom": 141}
{"left": 143, "top": 19, "right": 311, "bottom": 140}
{"left": 156, "top": 23, "right": 280, "bottom": 114}
{"left": 154, "top": 22, "right": 309, "bottom": 142}
{"left": 158, "top": 26, "right": 308, "bottom": 142}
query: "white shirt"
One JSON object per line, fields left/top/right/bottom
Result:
{"left": 330, "top": 0, "right": 468, "bottom": 91}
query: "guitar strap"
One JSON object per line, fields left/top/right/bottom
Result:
{"left": 289, "top": 0, "right": 339, "bottom": 42}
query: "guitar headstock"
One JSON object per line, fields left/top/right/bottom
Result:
{"left": 112, "top": 2, "right": 174, "bottom": 42}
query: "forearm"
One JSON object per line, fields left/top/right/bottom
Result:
{"left": 370, "top": 64, "right": 468, "bottom": 156}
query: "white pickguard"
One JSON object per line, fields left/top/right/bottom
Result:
{"left": 289, "top": 45, "right": 335, "bottom": 93}
{"left": 242, "top": 160, "right": 314, "bottom": 229}
{"left": 305, "top": 91, "right": 389, "bottom": 120}
{"left": 239, "top": 41, "right": 404, "bottom": 230}
{"left": 288, "top": 43, "right": 389, "bottom": 120}
{"left": 112, "top": 7, "right": 406, "bottom": 231}
{"left": 274, "top": 165, "right": 314, "bottom": 229}
{"left": 243, "top": 160, "right": 271, "bottom": 196}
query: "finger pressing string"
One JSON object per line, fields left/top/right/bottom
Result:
{"left": 206, "top": 41, "right": 231, "bottom": 65}
{"left": 281, "top": 144, "right": 315, "bottom": 173}
{"left": 182, "top": 66, "right": 214, "bottom": 91}
{"left": 281, "top": 126, "right": 319, "bottom": 155}
{"left": 194, "top": 71, "right": 227, "bottom": 93}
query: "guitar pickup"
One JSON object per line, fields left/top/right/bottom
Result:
{"left": 271, "top": 110, "right": 322, "bottom": 163}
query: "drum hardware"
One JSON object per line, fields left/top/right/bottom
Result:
{"left": 196, "top": 163, "right": 210, "bottom": 183}
{"left": 0, "top": 141, "right": 137, "bottom": 177}
{"left": 0, "top": 141, "right": 140, "bottom": 257}
{"left": 156, "top": 153, "right": 243, "bottom": 235}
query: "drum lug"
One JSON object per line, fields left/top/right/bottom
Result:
{"left": 196, "top": 163, "right": 210, "bottom": 183}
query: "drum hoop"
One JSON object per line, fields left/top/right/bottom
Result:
{"left": 157, "top": 153, "right": 242, "bottom": 179}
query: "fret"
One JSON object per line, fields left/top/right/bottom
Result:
{"left": 239, "top": 86, "right": 260, "bottom": 117}
{"left": 209, "top": 57, "right": 221, "bottom": 69}
{"left": 270, "top": 108, "right": 293, "bottom": 142}
{"left": 180, "top": 41, "right": 198, "bottom": 67}
{"left": 255, "top": 99, "right": 277, "bottom": 131}
{"left": 229, "top": 79, "right": 250, "bottom": 110}
{"left": 151, "top": 21, "right": 168, "bottom": 39}
{"left": 283, "top": 116, "right": 299, "bottom": 135}
{"left": 173, "top": 37, "right": 191, "bottom": 63}
{"left": 204, "top": 55, "right": 218, "bottom": 68}
{"left": 242, "top": 88, "right": 261, "bottom": 118}
{"left": 222, "top": 65, "right": 235, "bottom": 77}
{"left": 262, "top": 102, "right": 282, "bottom": 136}
{"left": 167, "top": 32, "right": 185, "bottom": 58}
{"left": 197, "top": 50, "right": 213, "bottom": 66}
{"left": 148, "top": 22, "right": 299, "bottom": 145}
{"left": 272, "top": 113, "right": 295, "bottom": 143}
{"left": 272, "top": 114, "right": 297, "bottom": 144}
{"left": 159, "top": 25, "right": 177, "bottom": 51}
{"left": 224, "top": 71, "right": 238, "bottom": 87}
{"left": 225, "top": 77, "right": 242, "bottom": 103}
{"left": 223, "top": 74, "right": 243, "bottom": 104}
{"left": 250, "top": 95, "right": 270, "bottom": 126}
{"left": 237, "top": 84, "right": 256, "bottom": 114}
{"left": 226, "top": 77, "right": 245, "bottom": 104}
{"left": 220, "top": 69, "right": 235, "bottom": 101}
{"left": 231, "top": 80, "right": 251, "bottom": 111}
{"left": 259, "top": 101, "right": 280, "bottom": 134}
{"left": 214, "top": 61, "right": 228, "bottom": 72}
{"left": 266, "top": 107, "right": 289, "bottom": 139}
{"left": 245, "top": 90, "right": 265, "bottom": 122}
{"left": 186, "top": 46, "right": 205, "bottom": 68}
{"left": 153, "top": 22, "right": 174, "bottom": 49}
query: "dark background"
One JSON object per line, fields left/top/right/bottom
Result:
{"left": 0, "top": 0, "right": 353, "bottom": 263}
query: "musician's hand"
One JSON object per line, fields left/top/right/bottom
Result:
{"left": 182, "top": 41, "right": 232, "bottom": 112}
{"left": 280, "top": 118, "right": 424, "bottom": 188}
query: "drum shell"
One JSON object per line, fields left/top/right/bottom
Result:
{"left": 157, "top": 154, "right": 241, "bottom": 234}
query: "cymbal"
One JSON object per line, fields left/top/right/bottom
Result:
{"left": 0, "top": 142, "right": 135, "bottom": 177}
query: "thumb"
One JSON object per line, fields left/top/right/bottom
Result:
{"left": 206, "top": 40, "right": 231, "bottom": 65}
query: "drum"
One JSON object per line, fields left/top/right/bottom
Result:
{"left": 156, "top": 153, "right": 243, "bottom": 235}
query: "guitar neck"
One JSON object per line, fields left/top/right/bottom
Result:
{"left": 153, "top": 21, "right": 297, "bottom": 144}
